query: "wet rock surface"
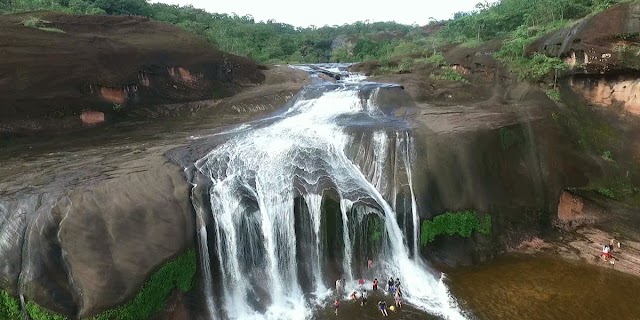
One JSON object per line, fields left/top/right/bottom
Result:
{"left": 0, "top": 66, "right": 309, "bottom": 317}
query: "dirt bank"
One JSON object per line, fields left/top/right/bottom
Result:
{"left": 0, "top": 12, "right": 265, "bottom": 136}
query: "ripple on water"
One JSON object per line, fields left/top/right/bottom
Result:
{"left": 447, "top": 253, "right": 640, "bottom": 320}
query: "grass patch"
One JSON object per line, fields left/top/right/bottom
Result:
{"left": 21, "top": 16, "right": 65, "bottom": 33}
{"left": 602, "top": 150, "right": 614, "bottom": 161}
{"left": 0, "top": 290, "right": 21, "bottom": 320}
{"left": 420, "top": 210, "right": 491, "bottom": 245}
{"left": 547, "top": 88, "right": 561, "bottom": 102}
{"left": 430, "top": 68, "right": 469, "bottom": 83}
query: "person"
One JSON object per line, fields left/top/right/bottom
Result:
{"left": 394, "top": 278, "right": 401, "bottom": 289}
{"left": 350, "top": 291, "right": 358, "bottom": 300}
{"left": 603, "top": 245, "right": 612, "bottom": 260}
{"left": 334, "top": 298, "right": 340, "bottom": 315}
{"left": 378, "top": 300, "right": 388, "bottom": 316}
{"left": 387, "top": 277, "right": 394, "bottom": 292}
{"left": 390, "top": 284, "right": 396, "bottom": 296}
{"left": 395, "top": 287, "right": 403, "bottom": 309}
{"left": 358, "top": 278, "right": 365, "bottom": 289}
{"left": 361, "top": 290, "right": 368, "bottom": 306}
{"left": 368, "top": 259, "right": 373, "bottom": 268}
{"left": 373, "top": 278, "right": 378, "bottom": 291}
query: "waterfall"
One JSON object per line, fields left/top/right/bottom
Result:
{"left": 192, "top": 80, "right": 467, "bottom": 320}
{"left": 402, "top": 132, "right": 421, "bottom": 259}
{"left": 191, "top": 188, "right": 217, "bottom": 319}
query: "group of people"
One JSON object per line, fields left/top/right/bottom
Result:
{"left": 333, "top": 275, "right": 403, "bottom": 316}
{"left": 601, "top": 239, "right": 621, "bottom": 265}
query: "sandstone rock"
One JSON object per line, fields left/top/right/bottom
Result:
{"left": 0, "top": 12, "right": 265, "bottom": 135}
{"left": 0, "top": 158, "right": 195, "bottom": 318}
{"left": 556, "top": 189, "right": 601, "bottom": 231}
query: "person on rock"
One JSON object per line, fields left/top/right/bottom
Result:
{"left": 350, "top": 291, "right": 358, "bottom": 300}
{"left": 394, "top": 277, "right": 401, "bottom": 289}
{"left": 387, "top": 277, "right": 394, "bottom": 292}
{"left": 394, "top": 287, "right": 403, "bottom": 309}
{"left": 334, "top": 298, "right": 340, "bottom": 315}
{"left": 361, "top": 289, "right": 368, "bottom": 306}
{"left": 378, "top": 300, "right": 389, "bottom": 316}
{"left": 602, "top": 245, "right": 612, "bottom": 261}
{"left": 373, "top": 278, "right": 378, "bottom": 291}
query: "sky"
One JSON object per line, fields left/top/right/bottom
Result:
{"left": 154, "top": 0, "right": 482, "bottom": 27}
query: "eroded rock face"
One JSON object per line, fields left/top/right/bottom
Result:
{"left": 0, "top": 161, "right": 195, "bottom": 318}
{"left": 568, "top": 76, "right": 640, "bottom": 115}
{"left": 556, "top": 189, "right": 600, "bottom": 231}
{"left": 530, "top": 2, "right": 640, "bottom": 74}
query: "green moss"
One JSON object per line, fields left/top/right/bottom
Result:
{"left": 27, "top": 301, "right": 68, "bottom": 320}
{"left": 420, "top": 210, "right": 491, "bottom": 246}
{"left": 0, "top": 290, "right": 21, "bottom": 320}
{"left": 91, "top": 249, "right": 196, "bottom": 320}
{"left": 7, "top": 249, "right": 197, "bottom": 320}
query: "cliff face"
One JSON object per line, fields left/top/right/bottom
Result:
{"left": 0, "top": 12, "right": 265, "bottom": 135}
{"left": 531, "top": 1, "right": 640, "bottom": 115}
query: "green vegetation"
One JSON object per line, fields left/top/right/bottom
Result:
{"left": 430, "top": 68, "right": 469, "bottom": 83}
{"left": 420, "top": 210, "right": 491, "bottom": 245}
{"left": 0, "top": 290, "right": 21, "bottom": 320}
{"left": 602, "top": 150, "right": 614, "bottom": 161}
{"left": 4, "top": 249, "right": 197, "bottom": 320}
{"left": 91, "top": 249, "right": 196, "bottom": 320}
{"left": 547, "top": 88, "right": 561, "bottom": 102}
{"left": 22, "top": 16, "right": 65, "bottom": 33}
{"left": 1, "top": 0, "right": 624, "bottom": 76}
{"left": 27, "top": 301, "right": 68, "bottom": 320}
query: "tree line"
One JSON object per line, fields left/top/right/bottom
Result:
{"left": 0, "top": 0, "right": 623, "bottom": 66}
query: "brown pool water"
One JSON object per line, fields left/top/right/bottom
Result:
{"left": 447, "top": 254, "right": 640, "bottom": 320}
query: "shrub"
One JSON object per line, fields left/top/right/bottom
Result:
{"left": 547, "top": 88, "right": 561, "bottom": 101}
{"left": 430, "top": 68, "right": 469, "bottom": 83}
{"left": 602, "top": 150, "right": 613, "bottom": 161}
{"left": 423, "top": 53, "right": 447, "bottom": 67}
{"left": 420, "top": 210, "right": 491, "bottom": 246}
{"left": 598, "top": 188, "right": 615, "bottom": 199}
{"left": 0, "top": 290, "right": 21, "bottom": 320}
{"left": 21, "top": 16, "right": 65, "bottom": 33}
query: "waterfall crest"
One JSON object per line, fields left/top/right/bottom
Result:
{"left": 192, "top": 80, "right": 466, "bottom": 320}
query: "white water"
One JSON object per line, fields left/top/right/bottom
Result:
{"left": 194, "top": 81, "right": 466, "bottom": 319}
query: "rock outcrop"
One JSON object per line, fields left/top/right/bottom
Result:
{"left": 0, "top": 149, "right": 194, "bottom": 318}
{"left": 0, "top": 12, "right": 265, "bottom": 135}
{"left": 531, "top": 2, "right": 640, "bottom": 114}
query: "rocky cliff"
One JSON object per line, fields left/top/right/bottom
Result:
{"left": 0, "top": 12, "right": 265, "bottom": 136}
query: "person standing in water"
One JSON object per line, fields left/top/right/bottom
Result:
{"left": 335, "top": 279, "right": 342, "bottom": 295}
{"left": 334, "top": 298, "right": 340, "bottom": 315}
{"left": 394, "top": 287, "right": 403, "bottom": 309}
{"left": 361, "top": 290, "right": 368, "bottom": 306}
{"left": 373, "top": 278, "right": 378, "bottom": 291}
{"left": 358, "top": 277, "right": 365, "bottom": 289}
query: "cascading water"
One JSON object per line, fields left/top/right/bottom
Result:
{"left": 191, "top": 72, "right": 466, "bottom": 319}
